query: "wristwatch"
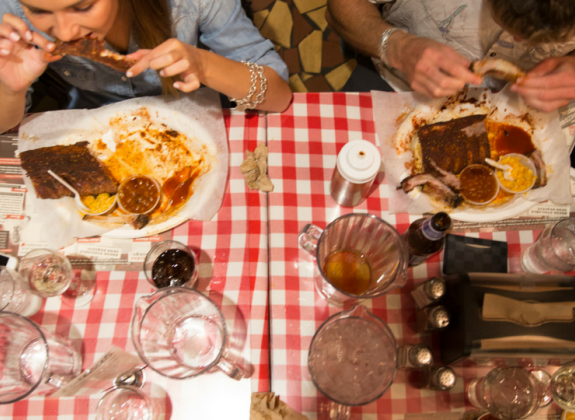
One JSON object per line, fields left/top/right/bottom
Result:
{"left": 378, "top": 27, "right": 408, "bottom": 68}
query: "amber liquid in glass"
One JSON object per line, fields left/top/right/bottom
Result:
{"left": 322, "top": 249, "right": 371, "bottom": 295}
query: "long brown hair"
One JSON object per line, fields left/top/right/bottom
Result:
{"left": 127, "top": 0, "right": 177, "bottom": 95}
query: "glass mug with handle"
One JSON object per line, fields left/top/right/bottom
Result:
{"left": 131, "top": 287, "right": 247, "bottom": 380}
{"left": 0, "top": 312, "right": 82, "bottom": 404}
{"left": 308, "top": 304, "right": 397, "bottom": 420}
{"left": 467, "top": 367, "right": 543, "bottom": 420}
{"left": 299, "top": 213, "right": 408, "bottom": 306}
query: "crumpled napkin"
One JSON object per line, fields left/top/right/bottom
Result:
{"left": 250, "top": 392, "right": 308, "bottom": 420}
{"left": 240, "top": 143, "right": 274, "bottom": 192}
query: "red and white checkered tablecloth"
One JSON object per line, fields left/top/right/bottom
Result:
{"left": 0, "top": 109, "right": 269, "bottom": 420}
{"left": 266, "top": 92, "right": 549, "bottom": 420}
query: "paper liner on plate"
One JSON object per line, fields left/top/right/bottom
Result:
{"left": 18, "top": 88, "right": 228, "bottom": 248}
{"left": 372, "top": 86, "right": 571, "bottom": 220}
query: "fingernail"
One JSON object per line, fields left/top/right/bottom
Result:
{"left": 47, "top": 43, "right": 55, "bottom": 51}
{"left": 25, "top": 31, "right": 33, "bottom": 42}
{"left": 9, "top": 32, "right": 20, "bottom": 42}
{"left": 173, "top": 82, "right": 179, "bottom": 89}
{"left": 0, "top": 49, "right": 9, "bottom": 56}
{"left": 510, "top": 85, "right": 517, "bottom": 92}
{"left": 126, "top": 71, "right": 133, "bottom": 78}
{"left": 159, "top": 70, "right": 165, "bottom": 77}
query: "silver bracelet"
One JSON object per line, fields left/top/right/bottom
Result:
{"left": 378, "top": 28, "right": 408, "bottom": 68}
{"left": 229, "top": 61, "right": 268, "bottom": 111}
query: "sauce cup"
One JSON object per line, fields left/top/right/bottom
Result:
{"left": 459, "top": 164, "right": 500, "bottom": 206}
{"left": 78, "top": 193, "right": 117, "bottom": 216}
{"left": 495, "top": 153, "right": 537, "bottom": 194}
{"left": 117, "top": 175, "right": 161, "bottom": 215}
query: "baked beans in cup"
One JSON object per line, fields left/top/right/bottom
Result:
{"left": 117, "top": 175, "right": 161, "bottom": 215}
{"left": 459, "top": 164, "right": 499, "bottom": 206}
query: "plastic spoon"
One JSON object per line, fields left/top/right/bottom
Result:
{"left": 47, "top": 170, "right": 91, "bottom": 212}
{"left": 485, "top": 158, "right": 514, "bottom": 181}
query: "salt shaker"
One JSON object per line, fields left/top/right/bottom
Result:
{"left": 397, "top": 344, "right": 433, "bottom": 369}
{"left": 411, "top": 277, "right": 446, "bottom": 309}
{"left": 330, "top": 139, "right": 381, "bottom": 207}
{"left": 420, "top": 366, "right": 457, "bottom": 390}
{"left": 417, "top": 305, "right": 450, "bottom": 332}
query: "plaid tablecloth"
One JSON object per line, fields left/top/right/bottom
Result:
{"left": 0, "top": 109, "right": 269, "bottom": 420}
{"left": 266, "top": 92, "right": 553, "bottom": 420}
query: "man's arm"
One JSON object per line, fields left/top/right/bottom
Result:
{"left": 325, "top": 0, "right": 482, "bottom": 97}
{"left": 325, "top": 0, "right": 391, "bottom": 58}
{"left": 0, "top": 84, "right": 26, "bottom": 134}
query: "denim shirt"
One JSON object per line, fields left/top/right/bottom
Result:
{"left": 0, "top": 0, "right": 288, "bottom": 110}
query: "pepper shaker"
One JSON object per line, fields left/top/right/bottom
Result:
{"left": 417, "top": 305, "right": 450, "bottom": 332}
{"left": 397, "top": 344, "right": 433, "bottom": 369}
{"left": 420, "top": 366, "right": 457, "bottom": 390}
{"left": 411, "top": 277, "right": 446, "bottom": 309}
{"left": 330, "top": 139, "right": 381, "bottom": 207}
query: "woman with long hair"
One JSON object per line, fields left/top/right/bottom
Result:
{"left": 0, "top": 0, "right": 292, "bottom": 132}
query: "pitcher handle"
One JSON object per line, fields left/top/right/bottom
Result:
{"left": 298, "top": 224, "right": 323, "bottom": 255}
{"left": 329, "top": 402, "right": 350, "bottom": 420}
{"left": 216, "top": 356, "right": 250, "bottom": 381}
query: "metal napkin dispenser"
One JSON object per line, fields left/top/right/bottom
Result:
{"left": 439, "top": 273, "right": 575, "bottom": 365}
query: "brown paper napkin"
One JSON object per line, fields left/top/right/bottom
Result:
{"left": 241, "top": 143, "right": 274, "bottom": 192}
{"left": 250, "top": 392, "right": 308, "bottom": 420}
{"left": 482, "top": 293, "right": 575, "bottom": 326}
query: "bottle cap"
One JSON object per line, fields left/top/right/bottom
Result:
{"left": 435, "top": 367, "right": 456, "bottom": 389}
{"left": 336, "top": 140, "right": 381, "bottom": 184}
{"left": 410, "top": 345, "right": 433, "bottom": 367}
{"left": 424, "top": 277, "right": 446, "bottom": 300}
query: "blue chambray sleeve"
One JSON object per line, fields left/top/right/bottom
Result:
{"left": 0, "top": 0, "right": 35, "bottom": 113}
{"left": 196, "top": 0, "right": 289, "bottom": 82}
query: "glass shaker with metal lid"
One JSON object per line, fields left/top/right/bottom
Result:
{"left": 330, "top": 139, "right": 382, "bottom": 207}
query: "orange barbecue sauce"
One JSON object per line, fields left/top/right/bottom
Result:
{"left": 493, "top": 124, "right": 535, "bottom": 156}
{"left": 162, "top": 165, "right": 202, "bottom": 211}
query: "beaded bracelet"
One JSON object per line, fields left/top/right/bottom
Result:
{"left": 229, "top": 61, "right": 268, "bottom": 111}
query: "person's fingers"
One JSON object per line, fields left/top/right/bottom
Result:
{"left": 525, "top": 58, "right": 563, "bottom": 78}
{"left": 29, "top": 31, "right": 54, "bottom": 51}
{"left": 174, "top": 74, "right": 201, "bottom": 93}
{"left": 147, "top": 50, "right": 185, "bottom": 71}
{"left": 522, "top": 96, "right": 570, "bottom": 113}
{"left": 515, "top": 84, "right": 575, "bottom": 103}
{"left": 158, "top": 59, "right": 191, "bottom": 78}
{"left": 125, "top": 49, "right": 151, "bottom": 61}
{"left": 0, "top": 39, "right": 13, "bottom": 56}
{"left": 515, "top": 72, "right": 575, "bottom": 90}
{"left": 2, "top": 14, "right": 33, "bottom": 43}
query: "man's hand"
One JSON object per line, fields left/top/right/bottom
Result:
{"left": 511, "top": 56, "right": 575, "bottom": 112}
{"left": 388, "top": 33, "right": 482, "bottom": 97}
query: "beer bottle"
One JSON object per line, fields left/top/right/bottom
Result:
{"left": 402, "top": 212, "right": 451, "bottom": 266}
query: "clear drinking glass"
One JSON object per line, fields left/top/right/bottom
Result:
{"left": 18, "top": 249, "right": 73, "bottom": 297}
{"left": 96, "top": 386, "right": 156, "bottom": 420}
{"left": 308, "top": 305, "right": 397, "bottom": 420}
{"left": 143, "top": 240, "right": 199, "bottom": 289}
{"left": 551, "top": 362, "right": 575, "bottom": 411}
{"left": 299, "top": 213, "right": 408, "bottom": 306}
{"left": 467, "top": 367, "right": 541, "bottom": 419}
{"left": 522, "top": 218, "right": 575, "bottom": 274}
{"left": 0, "top": 312, "right": 82, "bottom": 404}
{"left": 131, "top": 287, "right": 247, "bottom": 380}
{"left": 0, "top": 267, "right": 42, "bottom": 316}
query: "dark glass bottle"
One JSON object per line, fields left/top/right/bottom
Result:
{"left": 402, "top": 212, "right": 451, "bottom": 266}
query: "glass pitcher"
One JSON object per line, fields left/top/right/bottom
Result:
{"left": 131, "top": 287, "right": 247, "bottom": 380}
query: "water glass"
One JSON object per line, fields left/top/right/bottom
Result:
{"left": 522, "top": 218, "right": 575, "bottom": 274}
{"left": 0, "top": 267, "right": 42, "bottom": 316}
{"left": 131, "top": 287, "right": 246, "bottom": 380}
{"left": 96, "top": 386, "right": 156, "bottom": 420}
{"left": 551, "top": 362, "right": 575, "bottom": 411}
{"left": 18, "top": 249, "right": 73, "bottom": 297}
{"left": 308, "top": 305, "right": 397, "bottom": 420}
{"left": 298, "top": 213, "right": 408, "bottom": 306}
{"left": 0, "top": 312, "right": 82, "bottom": 403}
{"left": 467, "top": 367, "right": 540, "bottom": 419}
{"left": 143, "top": 240, "right": 198, "bottom": 289}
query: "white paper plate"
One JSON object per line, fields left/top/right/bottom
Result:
{"left": 102, "top": 215, "right": 188, "bottom": 239}
{"left": 449, "top": 197, "right": 538, "bottom": 222}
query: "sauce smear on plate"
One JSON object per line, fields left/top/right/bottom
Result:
{"left": 494, "top": 124, "right": 535, "bottom": 156}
